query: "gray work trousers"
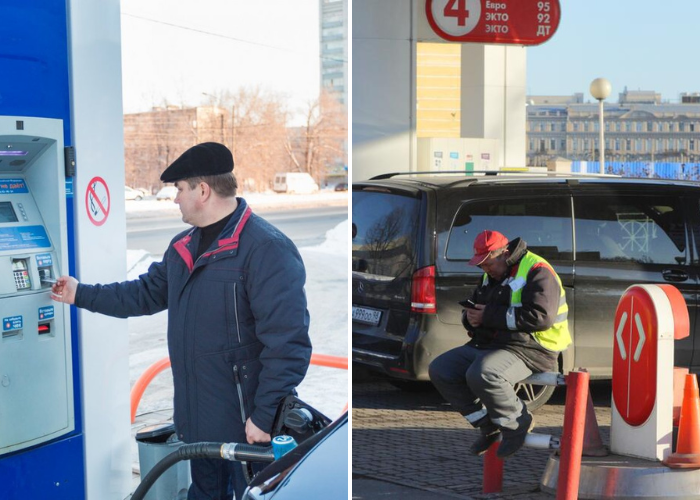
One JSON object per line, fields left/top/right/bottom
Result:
{"left": 428, "top": 345, "right": 532, "bottom": 431}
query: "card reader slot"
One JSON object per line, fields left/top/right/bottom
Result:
{"left": 39, "top": 268, "right": 55, "bottom": 288}
{"left": 38, "top": 322, "right": 51, "bottom": 335}
{"left": 2, "top": 330, "right": 21, "bottom": 340}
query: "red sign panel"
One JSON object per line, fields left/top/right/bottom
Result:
{"left": 425, "top": 0, "right": 561, "bottom": 46}
{"left": 659, "top": 284, "right": 690, "bottom": 340}
{"left": 612, "top": 287, "right": 658, "bottom": 426}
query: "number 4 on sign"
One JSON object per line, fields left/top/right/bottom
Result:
{"left": 444, "top": 0, "right": 469, "bottom": 26}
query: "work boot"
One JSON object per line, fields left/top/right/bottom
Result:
{"left": 469, "top": 416, "right": 500, "bottom": 456}
{"left": 496, "top": 410, "right": 535, "bottom": 459}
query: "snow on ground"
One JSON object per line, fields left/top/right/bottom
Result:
{"left": 125, "top": 190, "right": 347, "bottom": 218}
{"left": 127, "top": 194, "right": 348, "bottom": 423}
{"left": 296, "top": 220, "right": 349, "bottom": 418}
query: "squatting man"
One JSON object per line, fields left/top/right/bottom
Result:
{"left": 429, "top": 230, "right": 571, "bottom": 458}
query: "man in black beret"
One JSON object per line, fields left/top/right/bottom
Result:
{"left": 51, "top": 143, "right": 312, "bottom": 500}
{"left": 160, "top": 142, "right": 234, "bottom": 183}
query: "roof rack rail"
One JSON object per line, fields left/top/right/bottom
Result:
{"left": 444, "top": 178, "right": 480, "bottom": 189}
{"left": 368, "top": 170, "right": 621, "bottom": 180}
{"left": 369, "top": 170, "right": 493, "bottom": 180}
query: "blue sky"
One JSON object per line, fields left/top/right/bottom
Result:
{"left": 527, "top": 0, "right": 699, "bottom": 103}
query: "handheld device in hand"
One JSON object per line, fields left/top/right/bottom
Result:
{"left": 458, "top": 299, "right": 478, "bottom": 309}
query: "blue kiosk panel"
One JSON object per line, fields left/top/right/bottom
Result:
{"left": 0, "top": 1, "right": 84, "bottom": 498}
{"left": 0, "top": 1, "right": 72, "bottom": 144}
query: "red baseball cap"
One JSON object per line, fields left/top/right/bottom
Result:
{"left": 468, "top": 230, "right": 509, "bottom": 266}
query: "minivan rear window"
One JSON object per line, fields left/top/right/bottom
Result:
{"left": 352, "top": 190, "right": 421, "bottom": 278}
{"left": 446, "top": 197, "right": 573, "bottom": 261}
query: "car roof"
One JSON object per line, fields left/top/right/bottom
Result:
{"left": 354, "top": 171, "right": 700, "bottom": 191}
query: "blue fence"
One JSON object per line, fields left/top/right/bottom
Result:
{"left": 571, "top": 161, "right": 700, "bottom": 181}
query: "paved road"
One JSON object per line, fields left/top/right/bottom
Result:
{"left": 127, "top": 205, "right": 347, "bottom": 254}
{"left": 352, "top": 370, "right": 613, "bottom": 499}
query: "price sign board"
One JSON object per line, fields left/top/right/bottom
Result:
{"left": 424, "top": 0, "right": 561, "bottom": 46}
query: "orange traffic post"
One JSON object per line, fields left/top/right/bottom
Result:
{"left": 310, "top": 353, "right": 348, "bottom": 370}
{"left": 673, "top": 367, "right": 691, "bottom": 426}
{"left": 131, "top": 354, "right": 349, "bottom": 423}
{"left": 665, "top": 374, "right": 700, "bottom": 468}
{"left": 310, "top": 354, "right": 348, "bottom": 415}
{"left": 482, "top": 442, "right": 503, "bottom": 493}
{"left": 130, "top": 357, "right": 171, "bottom": 423}
{"left": 581, "top": 391, "right": 608, "bottom": 457}
{"left": 557, "top": 369, "right": 589, "bottom": 500}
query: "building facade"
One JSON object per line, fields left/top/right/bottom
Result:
{"left": 319, "top": 0, "right": 347, "bottom": 104}
{"left": 527, "top": 89, "right": 700, "bottom": 166}
{"left": 124, "top": 106, "right": 228, "bottom": 192}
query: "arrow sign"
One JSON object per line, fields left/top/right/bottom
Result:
{"left": 615, "top": 310, "right": 646, "bottom": 362}
{"left": 612, "top": 287, "right": 658, "bottom": 426}
{"left": 633, "top": 313, "right": 646, "bottom": 362}
{"left": 616, "top": 311, "right": 628, "bottom": 360}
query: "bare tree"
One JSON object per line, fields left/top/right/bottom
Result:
{"left": 124, "top": 86, "right": 346, "bottom": 193}
{"left": 286, "top": 90, "right": 348, "bottom": 185}
{"left": 203, "top": 86, "right": 290, "bottom": 192}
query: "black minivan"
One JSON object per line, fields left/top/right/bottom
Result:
{"left": 352, "top": 172, "right": 700, "bottom": 408}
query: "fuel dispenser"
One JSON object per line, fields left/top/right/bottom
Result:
{"left": 0, "top": 123, "right": 74, "bottom": 456}
{"left": 1, "top": 0, "right": 146, "bottom": 497}
{"left": 0, "top": 117, "right": 84, "bottom": 495}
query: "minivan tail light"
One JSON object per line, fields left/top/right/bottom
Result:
{"left": 411, "top": 266, "right": 436, "bottom": 314}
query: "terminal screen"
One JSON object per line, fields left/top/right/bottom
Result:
{"left": 0, "top": 202, "right": 18, "bottom": 223}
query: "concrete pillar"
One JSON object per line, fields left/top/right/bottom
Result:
{"left": 353, "top": 1, "right": 529, "bottom": 180}
{"left": 352, "top": 0, "right": 416, "bottom": 181}
{"left": 460, "top": 44, "right": 526, "bottom": 168}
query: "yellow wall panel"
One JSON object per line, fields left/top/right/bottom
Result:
{"left": 417, "top": 43, "right": 461, "bottom": 138}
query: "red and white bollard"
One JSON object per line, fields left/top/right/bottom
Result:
{"left": 556, "top": 370, "right": 590, "bottom": 500}
{"left": 481, "top": 370, "right": 590, "bottom": 497}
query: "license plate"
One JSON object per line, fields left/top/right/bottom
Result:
{"left": 352, "top": 306, "right": 382, "bottom": 326}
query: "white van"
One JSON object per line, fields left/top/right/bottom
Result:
{"left": 273, "top": 172, "right": 319, "bottom": 194}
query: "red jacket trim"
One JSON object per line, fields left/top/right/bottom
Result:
{"left": 173, "top": 232, "right": 195, "bottom": 272}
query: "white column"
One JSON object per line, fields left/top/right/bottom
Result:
{"left": 352, "top": 0, "right": 416, "bottom": 181}
{"left": 460, "top": 44, "right": 527, "bottom": 169}
{"left": 67, "top": 0, "right": 132, "bottom": 497}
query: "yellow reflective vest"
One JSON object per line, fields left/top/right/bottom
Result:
{"left": 483, "top": 251, "right": 572, "bottom": 352}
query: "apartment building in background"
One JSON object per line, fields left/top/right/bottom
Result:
{"left": 527, "top": 89, "right": 700, "bottom": 167}
{"left": 319, "top": 0, "right": 348, "bottom": 105}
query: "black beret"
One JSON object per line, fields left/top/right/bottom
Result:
{"left": 160, "top": 142, "right": 233, "bottom": 182}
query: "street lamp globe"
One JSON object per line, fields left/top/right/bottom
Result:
{"left": 590, "top": 78, "right": 612, "bottom": 174}
{"left": 590, "top": 78, "right": 612, "bottom": 101}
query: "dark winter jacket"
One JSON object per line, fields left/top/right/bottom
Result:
{"left": 462, "top": 238, "right": 561, "bottom": 372}
{"left": 75, "top": 198, "right": 312, "bottom": 443}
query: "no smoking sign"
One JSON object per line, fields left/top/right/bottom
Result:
{"left": 85, "top": 176, "right": 110, "bottom": 226}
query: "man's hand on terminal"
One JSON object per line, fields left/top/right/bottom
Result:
{"left": 245, "top": 418, "right": 271, "bottom": 444}
{"left": 51, "top": 276, "right": 79, "bottom": 305}
{"left": 466, "top": 303, "right": 485, "bottom": 327}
